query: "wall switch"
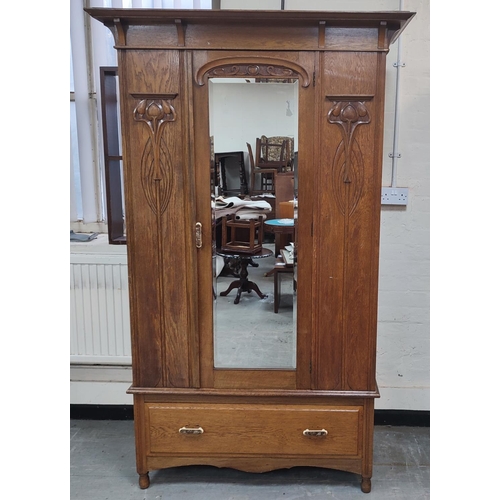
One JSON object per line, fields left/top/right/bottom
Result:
{"left": 381, "top": 187, "right": 409, "bottom": 205}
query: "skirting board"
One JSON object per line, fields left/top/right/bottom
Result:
{"left": 70, "top": 404, "right": 429, "bottom": 427}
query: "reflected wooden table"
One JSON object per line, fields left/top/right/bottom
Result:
{"left": 264, "top": 218, "right": 295, "bottom": 255}
{"left": 274, "top": 249, "right": 295, "bottom": 313}
{"left": 216, "top": 247, "right": 273, "bottom": 304}
{"left": 263, "top": 218, "right": 295, "bottom": 277}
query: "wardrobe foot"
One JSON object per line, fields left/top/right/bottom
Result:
{"left": 139, "top": 472, "right": 150, "bottom": 489}
{"left": 361, "top": 477, "right": 371, "bottom": 493}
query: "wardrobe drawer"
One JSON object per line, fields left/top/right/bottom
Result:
{"left": 145, "top": 403, "right": 363, "bottom": 457}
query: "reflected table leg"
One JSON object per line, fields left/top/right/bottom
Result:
{"left": 219, "top": 258, "right": 267, "bottom": 304}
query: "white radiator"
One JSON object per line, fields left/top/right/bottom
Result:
{"left": 70, "top": 242, "right": 131, "bottom": 365}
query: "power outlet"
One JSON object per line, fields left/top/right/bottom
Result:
{"left": 381, "top": 187, "right": 409, "bottom": 206}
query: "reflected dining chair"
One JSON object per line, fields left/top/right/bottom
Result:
{"left": 247, "top": 142, "right": 280, "bottom": 196}
{"left": 258, "top": 135, "right": 294, "bottom": 173}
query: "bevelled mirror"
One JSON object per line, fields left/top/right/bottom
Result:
{"left": 209, "top": 77, "right": 299, "bottom": 369}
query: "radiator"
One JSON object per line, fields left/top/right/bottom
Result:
{"left": 70, "top": 249, "right": 131, "bottom": 365}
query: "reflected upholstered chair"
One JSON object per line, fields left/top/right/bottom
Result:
{"left": 247, "top": 142, "right": 280, "bottom": 195}
{"left": 249, "top": 136, "right": 295, "bottom": 195}
{"left": 259, "top": 135, "right": 294, "bottom": 172}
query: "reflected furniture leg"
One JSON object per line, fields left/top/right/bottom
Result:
{"left": 219, "top": 259, "right": 267, "bottom": 304}
{"left": 237, "top": 152, "right": 249, "bottom": 194}
{"left": 220, "top": 157, "right": 228, "bottom": 195}
{"left": 274, "top": 266, "right": 293, "bottom": 313}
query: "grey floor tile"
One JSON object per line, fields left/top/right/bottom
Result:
{"left": 71, "top": 420, "right": 429, "bottom": 499}
{"left": 373, "top": 427, "right": 430, "bottom": 466}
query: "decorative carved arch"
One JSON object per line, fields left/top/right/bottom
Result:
{"left": 195, "top": 57, "right": 311, "bottom": 88}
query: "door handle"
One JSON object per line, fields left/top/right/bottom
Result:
{"left": 179, "top": 426, "right": 204, "bottom": 435}
{"left": 303, "top": 428, "right": 328, "bottom": 437}
{"left": 195, "top": 222, "right": 202, "bottom": 248}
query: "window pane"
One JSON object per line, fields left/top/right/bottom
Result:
{"left": 70, "top": 42, "right": 75, "bottom": 93}
{"left": 70, "top": 101, "right": 83, "bottom": 221}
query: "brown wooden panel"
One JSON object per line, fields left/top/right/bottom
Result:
{"left": 180, "top": 50, "right": 201, "bottom": 389}
{"left": 342, "top": 54, "right": 387, "bottom": 392}
{"left": 314, "top": 52, "right": 381, "bottom": 391}
{"left": 324, "top": 27, "right": 379, "bottom": 51}
{"left": 132, "top": 394, "right": 148, "bottom": 476}
{"left": 146, "top": 455, "right": 364, "bottom": 475}
{"left": 124, "top": 24, "right": 179, "bottom": 48}
{"left": 124, "top": 50, "right": 181, "bottom": 94}
{"left": 121, "top": 50, "right": 194, "bottom": 388}
{"left": 342, "top": 119, "right": 378, "bottom": 390}
{"left": 186, "top": 24, "right": 319, "bottom": 52}
{"left": 322, "top": 52, "right": 378, "bottom": 97}
{"left": 145, "top": 403, "right": 362, "bottom": 457}
{"left": 313, "top": 96, "right": 344, "bottom": 390}
{"left": 213, "top": 370, "right": 296, "bottom": 390}
{"left": 191, "top": 49, "right": 215, "bottom": 389}
{"left": 119, "top": 51, "right": 163, "bottom": 387}
{"left": 295, "top": 51, "right": 317, "bottom": 390}
{"left": 134, "top": 388, "right": 378, "bottom": 404}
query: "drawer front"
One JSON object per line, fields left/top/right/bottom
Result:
{"left": 145, "top": 403, "right": 363, "bottom": 457}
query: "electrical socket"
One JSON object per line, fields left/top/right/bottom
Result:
{"left": 381, "top": 187, "right": 408, "bottom": 206}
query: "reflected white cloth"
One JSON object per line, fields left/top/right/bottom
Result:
{"left": 213, "top": 196, "right": 272, "bottom": 219}
{"left": 214, "top": 196, "right": 271, "bottom": 210}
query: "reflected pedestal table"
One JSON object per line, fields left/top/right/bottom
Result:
{"left": 216, "top": 248, "right": 273, "bottom": 304}
{"left": 264, "top": 218, "right": 295, "bottom": 256}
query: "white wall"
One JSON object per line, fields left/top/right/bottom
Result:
{"left": 71, "top": 0, "right": 430, "bottom": 411}
{"left": 210, "top": 80, "right": 298, "bottom": 189}
{"left": 210, "top": 80, "right": 298, "bottom": 153}
{"left": 377, "top": 0, "right": 430, "bottom": 410}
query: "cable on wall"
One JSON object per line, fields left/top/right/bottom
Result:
{"left": 390, "top": 0, "right": 405, "bottom": 188}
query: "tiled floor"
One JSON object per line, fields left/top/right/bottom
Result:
{"left": 70, "top": 420, "right": 429, "bottom": 499}
{"left": 214, "top": 243, "right": 296, "bottom": 369}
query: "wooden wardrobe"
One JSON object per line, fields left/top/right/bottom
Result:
{"left": 86, "top": 8, "right": 415, "bottom": 493}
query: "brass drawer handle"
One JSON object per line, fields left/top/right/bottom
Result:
{"left": 303, "top": 428, "right": 328, "bottom": 437}
{"left": 179, "top": 426, "right": 204, "bottom": 435}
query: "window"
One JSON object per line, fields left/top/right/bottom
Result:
{"left": 70, "top": 0, "right": 213, "bottom": 236}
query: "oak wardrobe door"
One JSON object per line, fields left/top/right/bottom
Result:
{"left": 313, "top": 51, "right": 384, "bottom": 392}
{"left": 192, "top": 49, "right": 316, "bottom": 390}
{"left": 120, "top": 49, "right": 199, "bottom": 389}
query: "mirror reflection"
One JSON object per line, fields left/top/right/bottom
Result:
{"left": 209, "top": 78, "right": 299, "bottom": 369}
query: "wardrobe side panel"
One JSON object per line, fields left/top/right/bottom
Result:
{"left": 315, "top": 52, "right": 380, "bottom": 391}
{"left": 121, "top": 50, "right": 193, "bottom": 388}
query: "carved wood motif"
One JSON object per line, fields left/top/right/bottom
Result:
{"left": 132, "top": 93, "right": 178, "bottom": 388}
{"left": 132, "top": 94, "right": 178, "bottom": 216}
{"left": 195, "top": 57, "right": 311, "bottom": 87}
{"left": 327, "top": 99, "right": 371, "bottom": 216}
